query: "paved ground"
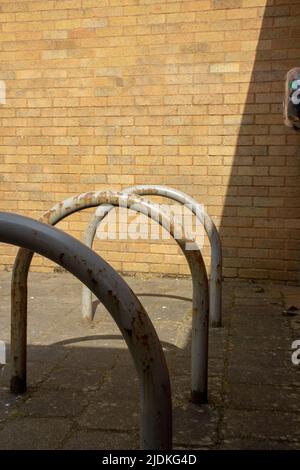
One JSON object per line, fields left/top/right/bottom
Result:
{"left": 0, "top": 271, "right": 300, "bottom": 450}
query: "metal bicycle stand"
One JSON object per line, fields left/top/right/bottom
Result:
{"left": 11, "top": 191, "right": 209, "bottom": 403}
{"left": 83, "top": 185, "right": 222, "bottom": 327}
{"left": 1, "top": 211, "right": 172, "bottom": 449}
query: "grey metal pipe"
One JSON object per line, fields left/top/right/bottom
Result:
{"left": 11, "top": 191, "right": 209, "bottom": 403}
{"left": 82, "top": 185, "right": 222, "bottom": 327}
{"left": 3, "top": 211, "right": 171, "bottom": 449}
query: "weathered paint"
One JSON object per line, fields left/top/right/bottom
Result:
{"left": 11, "top": 191, "right": 209, "bottom": 404}
{"left": 83, "top": 185, "right": 222, "bottom": 327}
{"left": 3, "top": 211, "right": 172, "bottom": 449}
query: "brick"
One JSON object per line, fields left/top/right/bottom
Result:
{"left": 166, "top": 12, "right": 196, "bottom": 23}
{"left": 210, "top": 63, "right": 240, "bottom": 73}
{"left": 0, "top": 0, "right": 297, "bottom": 281}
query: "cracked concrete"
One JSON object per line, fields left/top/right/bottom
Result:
{"left": 0, "top": 271, "right": 300, "bottom": 450}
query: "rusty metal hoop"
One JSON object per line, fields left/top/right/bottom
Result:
{"left": 2, "top": 211, "right": 172, "bottom": 449}
{"left": 11, "top": 191, "right": 209, "bottom": 403}
{"left": 82, "top": 185, "right": 222, "bottom": 327}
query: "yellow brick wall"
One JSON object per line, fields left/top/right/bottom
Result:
{"left": 0, "top": 0, "right": 299, "bottom": 282}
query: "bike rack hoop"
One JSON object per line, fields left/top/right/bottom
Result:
{"left": 11, "top": 191, "right": 209, "bottom": 404}
{"left": 1, "top": 211, "right": 172, "bottom": 450}
{"left": 83, "top": 185, "right": 222, "bottom": 327}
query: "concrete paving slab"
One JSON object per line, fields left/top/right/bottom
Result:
{"left": 0, "top": 272, "right": 299, "bottom": 449}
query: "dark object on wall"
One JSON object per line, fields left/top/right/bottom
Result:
{"left": 284, "top": 67, "right": 300, "bottom": 131}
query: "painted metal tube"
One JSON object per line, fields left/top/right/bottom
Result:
{"left": 11, "top": 191, "right": 209, "bottom": 403}
{"left": 3, "top": 211, "right": 171, "bottom": 449}
{"left": 82, "top": 185, "right": 222, "bottom": 327}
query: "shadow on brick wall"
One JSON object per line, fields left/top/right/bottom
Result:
{"left": 219, "top": 0, "right": 300, "bottom": 283}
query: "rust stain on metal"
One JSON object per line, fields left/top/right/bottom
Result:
{"left": 5, "top": 210, "right": 172, "bottom": 449}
